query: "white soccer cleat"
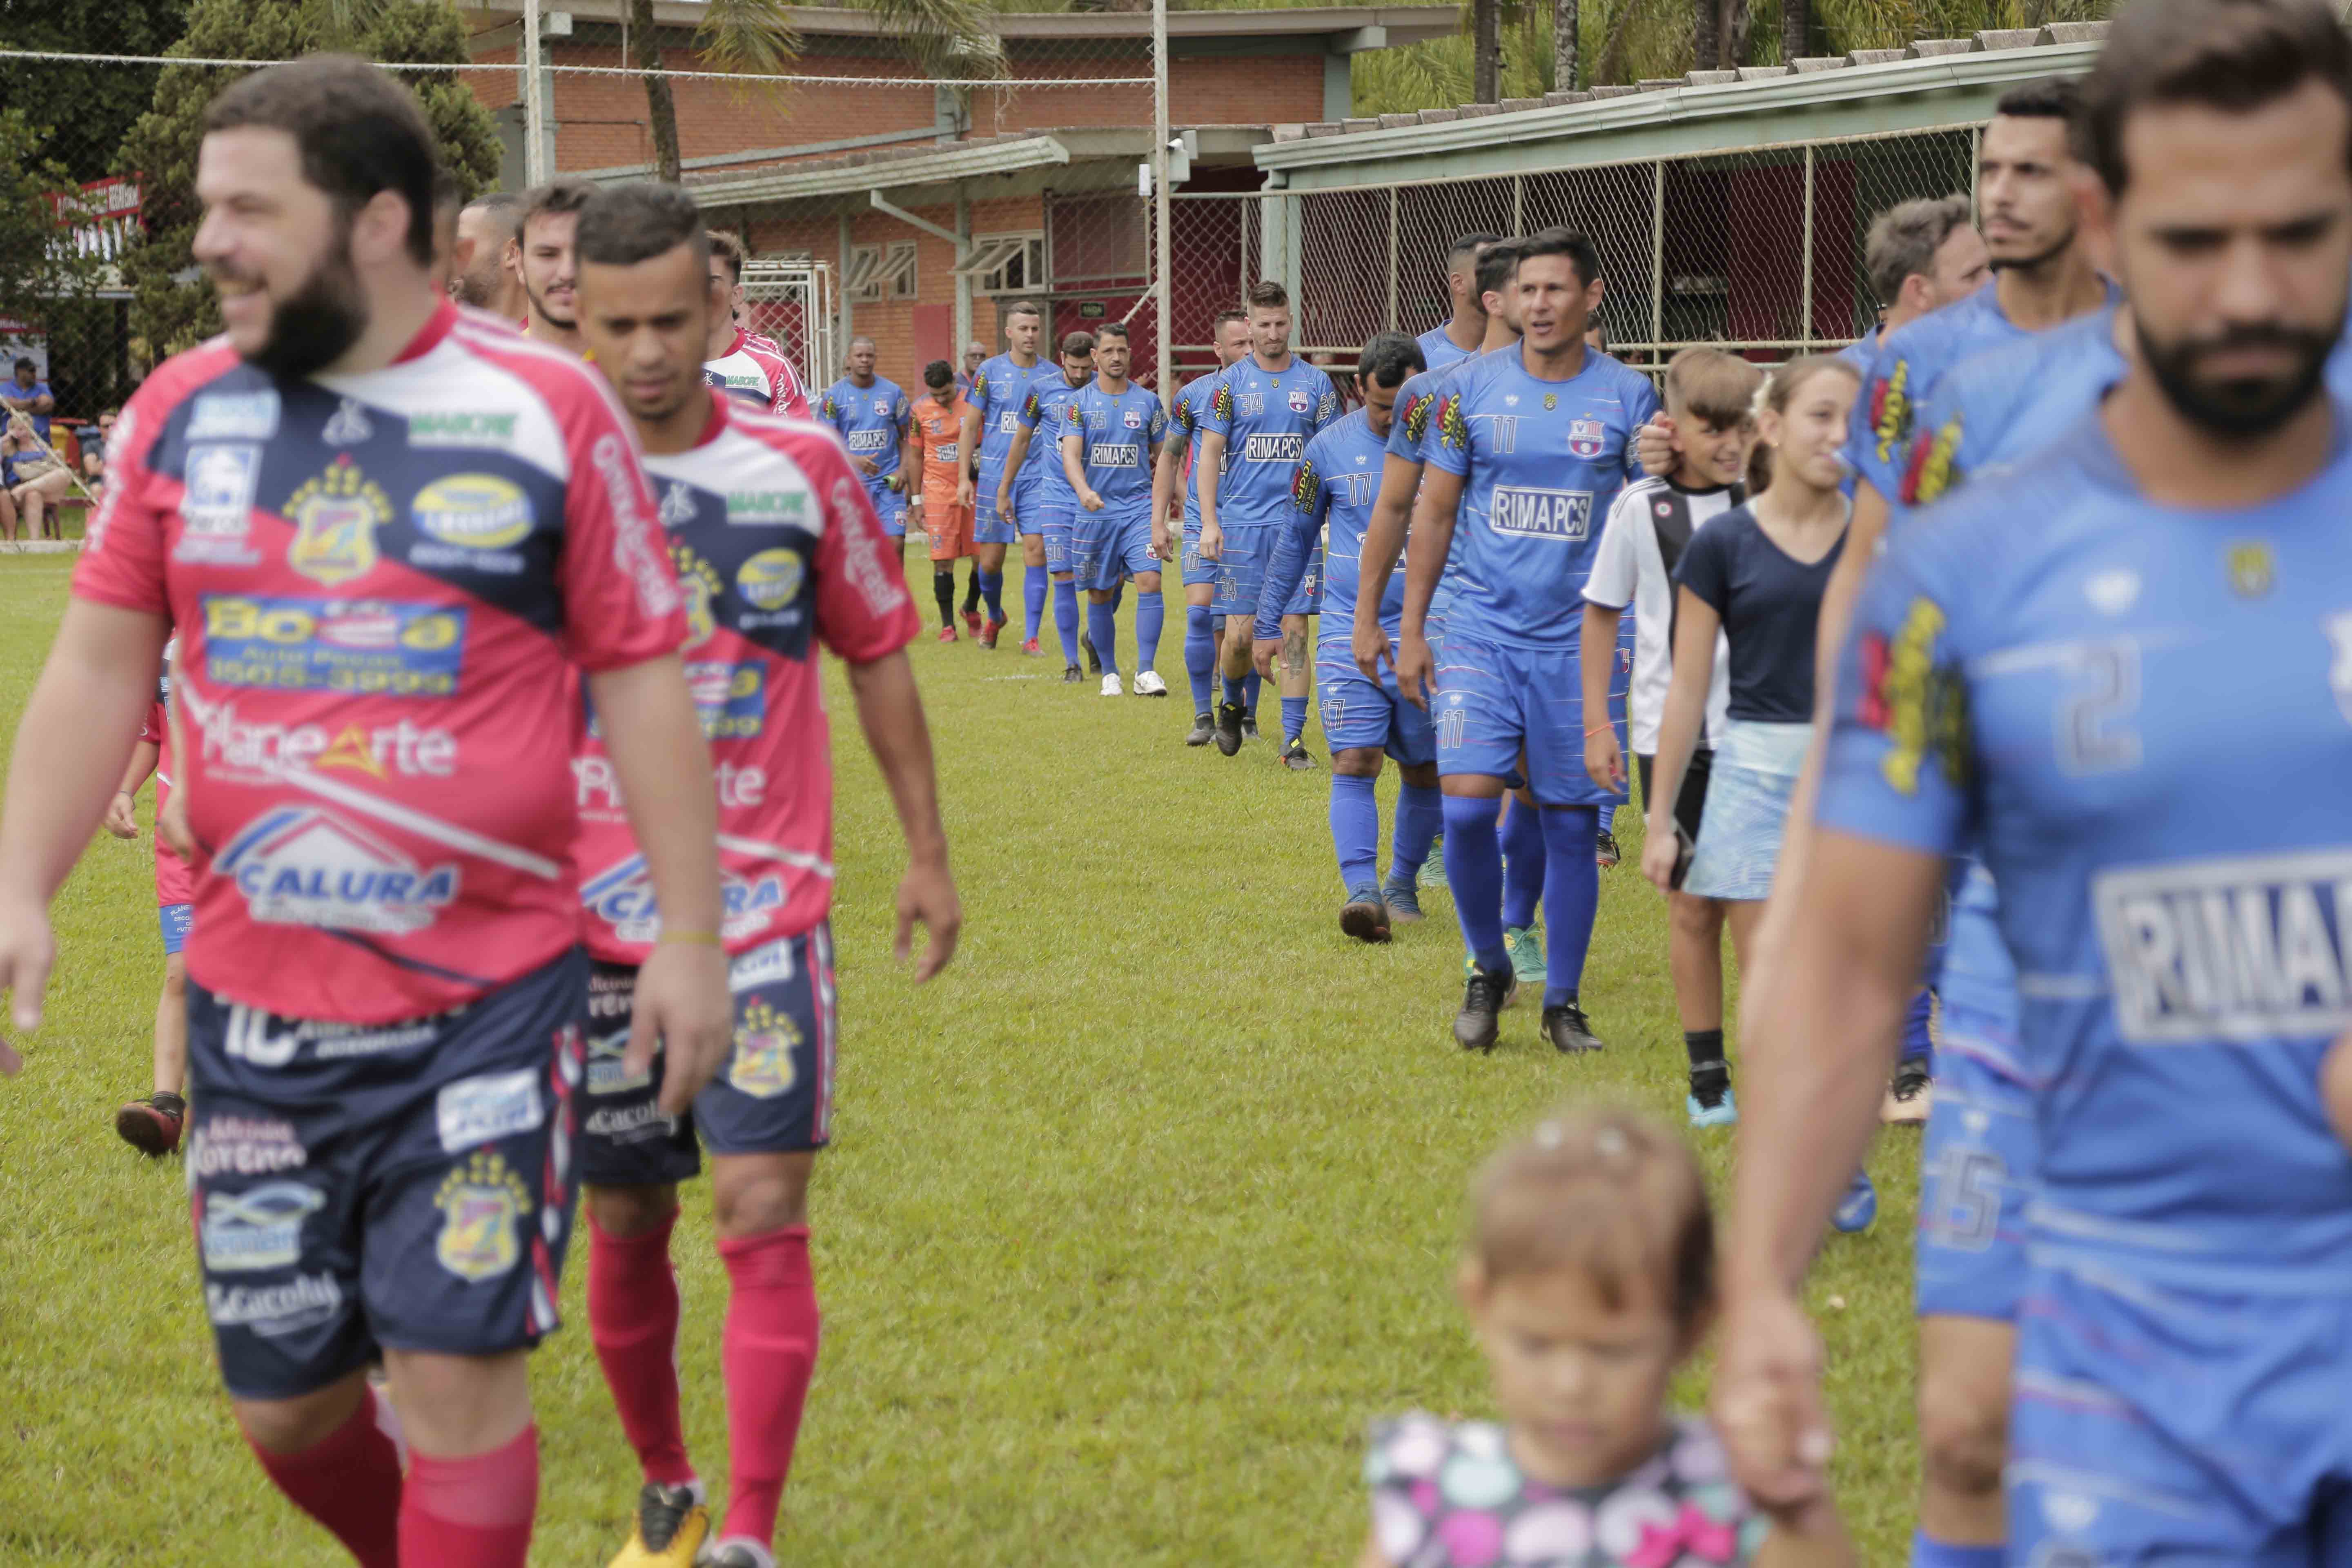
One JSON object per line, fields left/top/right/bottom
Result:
{"left": 1100, "top": 673, "right": 1124, "bottom": 697}
{"left": 1133, "top": 670, "right": 1169, "bottom": 697}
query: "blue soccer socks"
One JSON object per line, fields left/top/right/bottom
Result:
{"left": 1134, "top": 590, "right": 1165, "bottom": 675}
{"left": 1539, "top": 805, "right": 1601, "bottom": 1009}
{"left": 1330, "top": 774, "right": 1380, "bottom": 892}
{"left": 1441, "top": 794, "right": 1508, "bottom": 974}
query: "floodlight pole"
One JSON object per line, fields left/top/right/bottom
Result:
{"left": 1153, "top": 0, "right": 1173, "bottom": 408}
{"left": 524, "top": 0, "right": 548, "bottom": 187}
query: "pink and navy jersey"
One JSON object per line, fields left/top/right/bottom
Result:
{"left": 74, "top": 299, "right": 686, "bottom": 1024}
{"left": 707, "top": 330, "right": 812, "bottom": 421}
{"left": 575, "top": 392, "right": 918, "bottom": 965}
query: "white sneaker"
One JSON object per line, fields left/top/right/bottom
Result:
{"left": 1099, "top": 673, "right": 1123, "bottom": 697}
{"left": 1133, "top": 670, "right": 1168, "bottom": 697}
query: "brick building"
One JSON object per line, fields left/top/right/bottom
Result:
{"left": 461, "top": 2, "right": 1453, "bottom": 389}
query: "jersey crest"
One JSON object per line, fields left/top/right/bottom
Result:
{"left": 282, "top": 458, "right": 390, "bottom": 587}
{"left": 1567, "top": 418, "right": 1606, "bottom": 459}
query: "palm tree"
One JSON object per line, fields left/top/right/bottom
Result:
{"left": 1782, "top": 0, "right": 1809, "bottom": 63}
{"left": 1472, "top": 0, "right": 1502, "bottom": 103}
{"left": 1554, "top": 0, "right": 1579, "bottom": 90}
{"left": 1693, "top": 0, "right": 1717, "bottom": 68}
{"left": 628, "top": 0, "right": 1006, "bottom": 185}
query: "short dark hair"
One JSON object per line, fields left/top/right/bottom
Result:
{"left": 2080, "top": 0, "right": 2352, "bottom": 194}
{"left": 1245, "top": 281, "right": 1289, "bottom": 312}
{"left": 1004, "top": 299, "right": 1044, "bottom": 321}
{"left": 707, "top": 229, "right": 748, "bottom": 283}
{"left": 1473, "top": 238, "right": 1523, "bottom": 301}
{"left": 1996, "top": 75, "right": 2082, "bottom": 124}
{"left": 521, "top": 179, "right": 595, "bottom": 240}
{"left": 11, "top": 356, "right": 32, "bottom": 373}
{"left": 1449, "top": 230, "right": 1504, "bottom": 265}
{"left": 1060, "top": 330, "right": 1096, "bottom": 357}
{"left": 1211, "top": 307, "right": 1248, "bottom": 333}
{"left": 849, "top": 334, "right": 875, "bottom": 350}
{"left": 576, "top": 182, "right": 707, "bottom": 271}
{"left": 1586, "top": 320, "right": 1610, "bottom": 350}
{"left": 1357, "top": 331, "right": 1424, "bottom": 391}
{"left": 204, "top": 56, "right": 439, "bottom": 267}
{"left": 923, "top": 359, "right": 955, "bottom": 389}
{"left": 1518, "top": 226, "right": 1602, "bottom": 289}
{"left": 1096, "top": 321, "right": 1130, "bottom": 342}
{"left": 432, "top": 164, "right": 462, "bottom": 219}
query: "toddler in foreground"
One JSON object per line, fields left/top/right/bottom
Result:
{"left": 1360, "top": 1107, "right": 1854, "bottom": 1567}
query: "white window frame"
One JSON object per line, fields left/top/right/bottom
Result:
{"left": 846, "top": 240, "right": 918, "bottom": 303}
{"left": 960, "top": 232, "right": 1046, "bottom": 296}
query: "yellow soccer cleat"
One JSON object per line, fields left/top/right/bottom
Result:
{"left": 607, "top": 1481, "right": 709, "bottom": 1568}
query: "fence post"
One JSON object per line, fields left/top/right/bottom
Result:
{"left": 1970, "top": 124, "right": 1982, "bottom": 212}
{"left": 1385, "top": 187, "right": 1399, "bottom": 331}
{"left": 1800, "top": 144, "right": 1815, "bottom": 350}
{"left": 523, "top": 0, "right": 547, "bottom": 186}
{"left": 1511, "top": 172, "right": 1523, "bottom": 235}
{"left": 1154, "top": 0, "right": 1173, "bottom": 405}
{"left": 837, "top": 214, "right": 855, "bottom": 352}
{"left": 1648, "top": 160, "right": 1665, "bottom": 359}
{"left": 954, "top": 188, "right": 972, "bottom": 360}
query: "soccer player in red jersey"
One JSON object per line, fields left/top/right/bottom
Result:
{"left": 106, "top": 642, "right": 195, "bottom": 1153}
{"left": 0, "top": 59, "right": 732, "bottom": 1568}
{"left": 572, "top": 181, "right": 959, "bottom": 1568}
{"left": 704, "top": 231, "right": 812, "bottom": 421}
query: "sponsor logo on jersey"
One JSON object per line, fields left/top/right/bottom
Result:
{"left": 1291, "top": 458, "right": 1320, "bottom": 513}
{"left": 183, "top": 443, "right": 262, "bottom": 539}
{"left": 2227, "top": 541, "right": 2274, "bottom": 599}
{"left": 1210, "top": 382, "right": 1234, "bottom": 422}
{"left": 1490, "top": 486, "right": 1594, "bottom": 541}
{"left": 188, "top": 1115, "right": 307, "bottom": 1178}
{"left": 322, "top": 399, "right": 375, "bottom": 447}
{"left": 845, "top": 428, "right": 891, "bottom": 453}
{"left": 412, "top": 474, "right": 534, "bottom": 551}
{"left": 684, "top": 659, "right": 766, "bottom": 741}
{"left": 737, "top": 548, "right": 805, "bottom": 612}
{"left": 1566, "top": 418, "right": 1607, "bottom": 459}
{"left": 437, "top": 1069, "right": 545, "bottom": 1154}
{"left": 1401, "top": 392, "right": 1434, "bottom": 445}
{"left": 1857, "top": 595, "right": 1966, "bottom": 798}
{"left": 283, "top": 458, "right": 390, "bottom": 586}
{"left": 998, "top": 411, "right": 1022, "bottom": 434}
{"left": 727, "top": 489, "right": 810, "bottom": 524}
{"left": 2096, "top": 850, "right": 2352, "bottom": 1044}
{"left": 731, "top": 938, "right": 795, "bottom": 992}
{"left": 201, "top": 594, "right": 465, "bottom": 698}
{"left": 1904, "top": 415, "right": 1962, "bottom": 506}
{"left": 835, "top": 476, "right": 904, "bottom": 618}
{"left": 217, "top": 806, "right": 461, "bottom": 935}
{"left": 188, "top": 390, "right": 280, "bottom": 442}
{"left": 728, "top": 996, "right": 802, "bottom": 1098}
{"left": 1244, "top": 432, "right": 1305, "bottom": 464}
{"left": 1089, "top": 442, "right": 1141, "bottom": 469}
{"left": 1871, "top": 359, "right": 1913, "bottom": 464}
{"left": 408, "top": 410, "right": 519, "bottom": 449}
{"left": 659, "top": 481, "right": 699, "bottom": 526}
{"left": 584, "top": 1027, "right": 652, "bottom": 1096}
{"left": 198, "top": 699, "right": 456, "bottom": 780}
{"left": 433, "top": 1150, "right": 532, "bottom": 1282}
{"left": 220, "top": 1002, "right": 443, "bottom": 1067}
{"left": 584, "top": 1100, "right": 672, "bottom": 1140}
{"left": 590, "top": 432, "right": 681, "bottom": 617}
{"left": 202, "top": 1182, "right": 325, "bottom": 1273}
{"left": 581, "top": 855, "right": 786, "bottom": 945}
{"left": 1436, "top": 394, "right": 1471, "bottom": 451}
{"left": 206, "top": 1273, "right": 342, "bottom": 1333}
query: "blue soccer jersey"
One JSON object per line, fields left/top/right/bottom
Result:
{"left": 819, "top": 375, "right": 911, "bottom": 490}
{"left": 1016, "top": 372, "right": 1089, "bottom": 506}
{"left": 1417, "top": 325, "right": 1479, "bottom": 374}
{"left": 1258, "top": 409, "right": 1391, "bottom": 644}
{"left": 1170, "top": 371, "right": 1222, "bottom": 526}
{"left": 1061, "top": 381, "right": 1167, "bottom": 515}
{"left": 970, "top": 353, "right": 1053, "bottom": 484}
{"left": 1822, "top": 408, "right": 2352, "bottom": 1293}
{"left": 1200, "top": 355, "right": 1340, "bottom": 530}
{"left": 1425, "top": 346, "right": 1659, "bottom": 650}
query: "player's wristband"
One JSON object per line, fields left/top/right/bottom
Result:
{"left": 657, "top": 929, "right": 724, "bottom": 949}
{"left": 1584, "top": 726, "right": 1615, "bottom": 738}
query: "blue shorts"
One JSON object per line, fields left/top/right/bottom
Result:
{"left": 1010, "top": 477, "right": 1052, "bottom": 538}
{"left": 577, "top": 926, "right": 839, "bottom": 1187}
{"left": 1209, "top": 524, "right": 1272, "bottom": 619}
{"left": 1915, "top": 994, "right": 2034, "bottom": 1321}
{"left": 1076, "top": 508, "right": 1154, "bottom": 592}
{"left": 866, "top": 479, "right": 909, "bottom": 538}
{"left": 186, "top": 947, "right": 587, "bottom": 1400}
{"left": 160, "top": 902, "right": 194, "bottom": 956}
{"left": 973, "top": 471, "right": 1018, "bottom": 545}
{"left": 2009, "top": 1266, "right": 2352, "bottom": 1564}
{"left": 1283, "top": 541, "right": 1324, "bottom": 618}
{"left": 1431, "top": 632, "right": 1626, "bottom": 808}
{"left": 1038, "top": 503, "right": 1076, "bottom": 575}
{"left": 1180, "top": 514, "right": 1218, "bottom": 590}
{"left": 1317, "top": 643, "right": 1434, "bottom": 766}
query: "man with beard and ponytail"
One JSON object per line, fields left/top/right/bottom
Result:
{"left": 518, "top": 180, "right": 592, "bottom": 354}
{"left": 0, "top": 57, "right": 733, "bottom": 1568}
{"left": 1713, "top": 4, "right": 2352, "bottom": 1564}
{"left": 572, "top": 180, "right": 954, "bottom": 1568}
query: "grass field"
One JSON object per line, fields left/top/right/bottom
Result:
{"left": 0, "top": 552, "right": 1922, "bottom": 1564}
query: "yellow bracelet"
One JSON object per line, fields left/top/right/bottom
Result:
{"left": 657, "top": 929, "right": 724, "bottom": 948}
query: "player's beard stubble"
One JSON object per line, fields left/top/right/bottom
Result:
{"left": 214, "top": 222, "right": 369, "bottom": 381}
{"left": 2137, "top": 310, "right": 2344, "bottom": 439}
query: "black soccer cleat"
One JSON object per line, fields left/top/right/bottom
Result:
{"left": 1185, "top": 711, "right": 1215, "bottom": 747}
{"left": 1081, "top": 631, "right": 1102, "bottom": 675}
{"left": 1280, "top": 738, "right": 1316, "bottom": 771}
{"left": 1595, "top": 828, "right": 1621, "bottom": 869}
{"left": 1543, "top": 1002, "right": 1604, "bottom": 1054}
{"left": 1063, "top": 664, "right": 1085, "bottom": 684}
{"left": 1339, "top": 884, "right": 1392, "bottom": 944}
{"left": 1214, "top": 701, "right": 1245, "bottom": 757}
{"left": 1240, "top": 712, "right": 1259, "bottom": 742}
{"left": 1454, "top": 964, "right": 1517, "bottom": 1052}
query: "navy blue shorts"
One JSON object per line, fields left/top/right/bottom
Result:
{"left": 1432, "top": 631, "right": 1626, "bottom": 808}
{"left": 187, "top": 947, "right": 587, "bottom": 1400}
{"left": 577, "top": 926, "right": 839, "bottom": 1189}
{"left": 160, "top": 902, "right": 193, "bottom": 956}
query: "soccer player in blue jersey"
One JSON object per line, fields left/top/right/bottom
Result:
{"left": 1417, "top": 231, "right": 1502, "bottom": 373}
{"left": 1060, "top": 322, "right": 1169, "bottom": 697}
{"left": 1838, "top": 198, "right": 1988, "bottom": 378}
{"left": 820, "top": 335, "right": 917, "bottom": 575}
{"left": 1002, "top": 330, "right": 1096, "bottom": 681}
{"left": 1152, "top": 310, "right": 1252, "bottom": 741}
{"left": 1253, "top": 332, "right": 1436, "bottom": 940}
{"left": 1396, "top": 227, "right": 1659, "bottom": 1055}
{"left": 961, "top": 301, "right": 1054, "bottom": 648}
{"left": 1715, "top": 9, "right": 2352, "bottom": 1565}
{"left": 1196, "top": 281, "right": 1341, "bottom": 764}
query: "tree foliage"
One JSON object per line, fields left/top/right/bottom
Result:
{"left": 0, "top": 0, "right": 192, "bottom": 183}
{"left": 114, "top": 0, "right": 500, "bottom": 362}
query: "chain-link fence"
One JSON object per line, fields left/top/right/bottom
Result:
{"left": 1172, "top": 124, "right": 1980, "bottom": 376}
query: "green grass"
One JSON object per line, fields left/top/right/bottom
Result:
{"left": 0, "top": 554, "right": 1921, "bottom": 1564}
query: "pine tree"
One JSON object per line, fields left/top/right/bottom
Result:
{"left": 115, "top": 0, "right": 499, "bottom": 362}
